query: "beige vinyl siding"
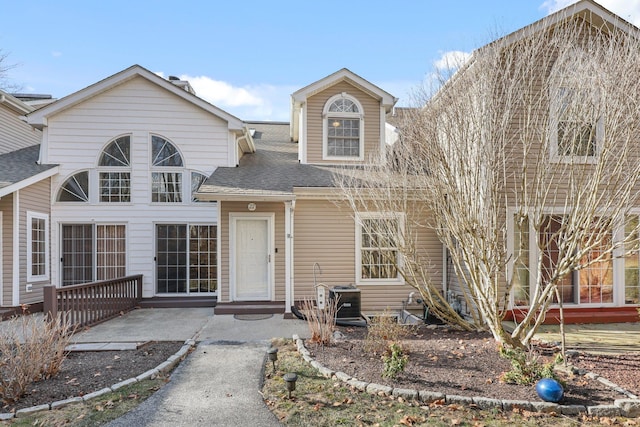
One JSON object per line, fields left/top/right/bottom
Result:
{"left": 293, "top": 199, "right": 355, "bottom": 299}
{"left": 219, "top": 201, "right": 286, "bottom": 302}
{"left": 0, "top": 104, "right": 40, "bottom": 155}
{"left": 293, "top": 199, "right": 444, "bottom": 313}
{"left": 1, "top": 194, "right": 13, "bottom": 306}
{"left": 305, "top": 81, "right": 381, "bottom": 165}
{"left": 18, "top": 180, "right": 52, "bottom": 305}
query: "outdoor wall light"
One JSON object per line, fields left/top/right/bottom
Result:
{"left": 283, "top": 372, "right": 298, "bottom": 399}
{"left": 267, "top": 347, "right": 278, "bottom": 372}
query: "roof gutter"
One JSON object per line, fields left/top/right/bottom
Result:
{"left": 195, "top": 193, "right": 295, "bottom": 202}
{"left": 0, "top": 166, "right": 59, "bottom": 198}
{"left": 0, "top": 92, "right": 34, "bottom": 115}
{"left": 236, "top": 125, "right": 256, "bottom": 154}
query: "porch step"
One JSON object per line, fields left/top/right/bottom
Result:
{"left": 138, "top": 296, "right": 217, "bottom": 309}
{"left": 214, "top": 301, "right": 285, "bottom": 315}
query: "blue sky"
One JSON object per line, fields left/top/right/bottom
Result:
{"left": 1, "top": 0, "right": 639, "bottom": 121}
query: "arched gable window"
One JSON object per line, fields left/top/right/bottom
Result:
{"left": 323, "top": 93, "right": 364, "bottom": 160}
{"left": 151, "top": 135, "right": 184, "bottom": 202}
{"left": 98, "top": 135, "right": 131, "bottom": 202}
{"left": 549, "top": 48, "right": 602, "bottom": 161}
{"left": 57, "top": 171, "right": 89, "bottom": 202}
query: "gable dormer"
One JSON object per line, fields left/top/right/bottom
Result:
{"left": 291, "top": 68, "right": 397, "bottom": 165}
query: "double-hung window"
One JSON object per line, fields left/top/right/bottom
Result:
{"left": 550, "top": 49, "right": 602, "bottom": 162}
{"left": 27, "top": 211, "right": 49, "bottom": 282}
{"left": 323, "top": 93, "right": 364, "bottom": 161}
{"left": 357, "top": 213, "right": 403, "bottom": 283}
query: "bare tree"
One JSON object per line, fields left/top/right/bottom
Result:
{"left": 0, "top": 49, "right": 19, "bottom": 92}
{"left": 336, "top": 13, "right": 640, "bottom": 349}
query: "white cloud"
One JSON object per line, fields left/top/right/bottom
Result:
{"left": 51, "top": 51, "right": 62, "bottom": 58}
{"left": 155, "top": 71, "right": 295, "bottom": 121}
{"left": 541, "top": 0, "right": 640, "bottom": 26}
{"left": 434, "top": 50, "right": 472, "bottom": 71}
{"left": 182, "top": 74, "right": 262, "bottom": 107}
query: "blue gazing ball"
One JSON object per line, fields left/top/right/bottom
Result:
{"left": 535, "top": 378, "right": 564, "bottom": 403}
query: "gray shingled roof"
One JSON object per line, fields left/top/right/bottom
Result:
{"left": 0, "top": 145, "right": 58, "bottom": 190}
{"left": 199, "top": 122, "right": 343, "bottom": 198}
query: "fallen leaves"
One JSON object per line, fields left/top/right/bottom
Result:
{"left": 398, "top": 414, "right": 425, "bottom": 426}
{"left": 65, "top": 377, "right": 79, "bottom": 385}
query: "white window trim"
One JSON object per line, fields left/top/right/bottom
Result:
{"left": 355, "top": 212, "right": 404, "bottom": 285}
{"left": 56, "top": 170, "right": 90, "bottom": 203}
{"left": 322, "top": 93, "right": 365, "bottom": 161}
{"left": 97, "top": 134, "right": 133, "bottom": 204}
{"left": 506, "top": 208, "right": 536, "bottom": 308}
{"left": 97, "top": 170, "right": 132, "bottom": 204}
{"left": 27, "top": 211, "right": 50, "bottom": 282}
{"left": 549, "top": 111, "right": 603, "bottom": 164}
{"left": 149, "top": 134, "right": 186, "bottom": 204}
{"left": 548, "top": 50, "right": 603, "bottom": 164}
{"left": 150, "top": 169, "right": 184, "bottom": 203}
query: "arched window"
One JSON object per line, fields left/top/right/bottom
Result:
{"left": 191, "top": 171, "right": 208, "bottom": 201}
{"left": 57, "top": 171, "right": 89, "bottom": 202}
{"left": 549, "top": 48, "right": 602, "bottom": 160}
{"left": 323, "top": 93, "right": 364, "bottom": 160}
{"left": 98, "top": 135, "right": 131, "bottom": 202}
{"left": 151, "top": 135, "right": 184, "bottom": 202}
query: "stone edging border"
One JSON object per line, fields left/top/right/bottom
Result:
{"left": 0, "top": 339, "right": 196, "bottom": 421}
{"left": 292, "top": 334, "right": 640, "bottom": 418}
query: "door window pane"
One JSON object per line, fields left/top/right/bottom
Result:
{"left": 62, "top": 224, "right": 93, "bottom": 286}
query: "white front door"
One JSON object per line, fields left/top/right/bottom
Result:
{"left": 232, "top": 215, "right": 272, "bottom": 300}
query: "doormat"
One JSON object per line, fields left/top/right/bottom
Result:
{"left": 234, "top": 313, "right": 273, "bottom": 321}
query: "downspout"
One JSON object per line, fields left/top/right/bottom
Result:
{"left": 12, "top": 191, "right": 20, "bottom": 306}
{"left": 285, "top": 199, "right": 295, "bottom": 314}
{"left": 442, "top": 244, "right": 448, "bottom": 297}
{"left": 217, "top": 201, "right": 223, "bottom": 301}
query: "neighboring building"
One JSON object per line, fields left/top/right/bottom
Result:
{"left": 0, "top": 91, "right": 58, "bottom": 313}
{"left": 430, "top": 0, "right": 640, "bottom": 324}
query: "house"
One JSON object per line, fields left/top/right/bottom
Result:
{"left": 425, "top": 0, "right": 640, "bottom": 324}
{"left": 0, "top": 64, "right": 438, "bottom": 318}
{"left": 24, "top": 65, "right": 254, "bottom": 308}
{"left": 0, "top": 91, "right": 58, "bottom": 316}
{"left": 197, "top": 69, "right": 442, "bottom": 316}
{"left": 3, "top": 0, "right": 636, "bottom": 325}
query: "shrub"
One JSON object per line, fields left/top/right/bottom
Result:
{"left": 498, "top": 345, "right": 558, "bottom": 385}
{"left": 301, "top": 291, "right": 338, "bottom": 346}
{"left": 0, "top": 311, "right": 74, "bottom": 403}
{"left": 382, "top": 343, "right": 408, "bottom": 378}
{"left": 364, "top": 310, "right": 413, "bottom": 355}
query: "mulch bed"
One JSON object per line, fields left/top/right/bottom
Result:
{"left": 308, "top": 325, "right": 634, "bottom": 406}
{"left": 2, "top": 341, "right": 183, "bottom": 413}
